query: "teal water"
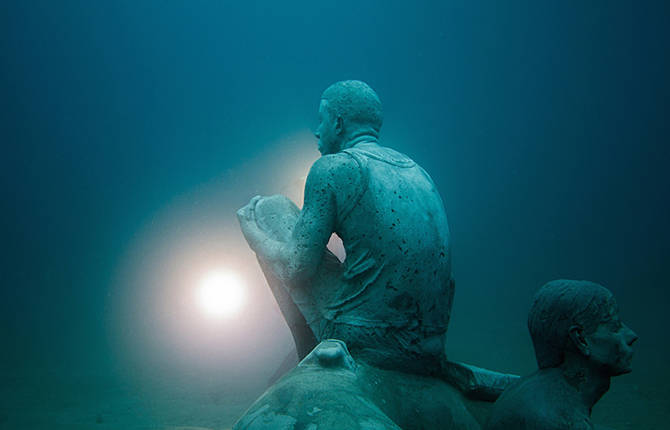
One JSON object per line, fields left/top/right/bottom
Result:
{"left": 2, "top": 1, "right": 668, "bottom": 428}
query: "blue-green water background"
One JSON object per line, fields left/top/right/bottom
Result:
{"left": 2, "top": 1, "right": 668, "bottom": 428}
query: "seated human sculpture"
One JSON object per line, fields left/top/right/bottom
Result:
{"left": 236, "top": 80, "right": 516, "bottom": 429}
{"left": 485, "top": 280, "right": 638, "bottom": 430}
{"left": 238, "top": 80, "right": 453, "bottom": 373}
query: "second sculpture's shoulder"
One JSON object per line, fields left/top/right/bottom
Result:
{"left": 487, "top": 371, "right": 592, "bottom": 430}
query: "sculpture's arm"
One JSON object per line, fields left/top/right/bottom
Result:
{"left": 238, "top": 155, "right": 349, "bottom": 282}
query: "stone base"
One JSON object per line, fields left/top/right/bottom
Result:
{"left": 234, "top": 340, "right": 491, "bottom": 430}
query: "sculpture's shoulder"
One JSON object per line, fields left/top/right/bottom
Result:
{"left": 306, "top": 153, "right": 364, "bottom": 199}
{"left": 485, "top": 373, "right": 540, "bottom": 429}
{"left": 486, "top": 370, "right": 592, "bottom": 430}
{"left": 309, "top": 152, "right": 361, "bottom": 180}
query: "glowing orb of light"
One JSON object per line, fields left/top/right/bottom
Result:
{"left": 196, "top": 270, "right": 246, "bottom": 319}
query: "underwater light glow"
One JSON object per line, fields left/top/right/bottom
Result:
{"left": 197, "top": 270, "right": 246, "bottom": 319}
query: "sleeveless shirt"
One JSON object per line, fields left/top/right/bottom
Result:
{"left": 316, "top": 142, "right": 454, "bottom": 368}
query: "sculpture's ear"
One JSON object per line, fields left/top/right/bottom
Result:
{"left": 568, "top": 325, "right": 590, "bottom": 357}
{"left": 335, "top": 115, "right": 344, "bottom": 135}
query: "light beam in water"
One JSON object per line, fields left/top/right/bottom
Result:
{"left": 197, "top": 270, "right": 246, "bottom": 319}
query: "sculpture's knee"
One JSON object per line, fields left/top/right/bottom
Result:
{"left": 255, "top": 194, "right": 300, "bottom": 242}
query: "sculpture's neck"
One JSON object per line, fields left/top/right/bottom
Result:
{"left": 340, "top": 133, "right": 379, "bottom": 151}
{"left": 560, "top": 359, "right": 611, "bottom": 414}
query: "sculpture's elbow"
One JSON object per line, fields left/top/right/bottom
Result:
{"left": 284, "top": 259, "right": 319, "bottom": 285}
{"left": 264, "top": 242, "right": 321, "bottom": 285}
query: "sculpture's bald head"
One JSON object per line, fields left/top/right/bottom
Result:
{"left": 528, "top": 280, "right": 615, "bottom": 369}
{"left": 320, "top": 80, "right": 383, "bottom": 136}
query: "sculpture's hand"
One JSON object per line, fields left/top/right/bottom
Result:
{"left": 237, "top": 195, "right": 266, "bottom": 252}
{"left": 237, "top": 195, "right": 261, "bottom": 222}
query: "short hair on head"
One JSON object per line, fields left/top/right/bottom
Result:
{"left": 528, "top": 279, "right": 615, "bottom": 369}
{"left": 321, "top": 80, "right": 383, "bottom": 133}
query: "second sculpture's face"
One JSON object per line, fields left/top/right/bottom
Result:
{"left": 315, "top": 100, "right": 339, "bottom": 155}
{"left": 586, "top": 300, "right": 638, "bottom": 375}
